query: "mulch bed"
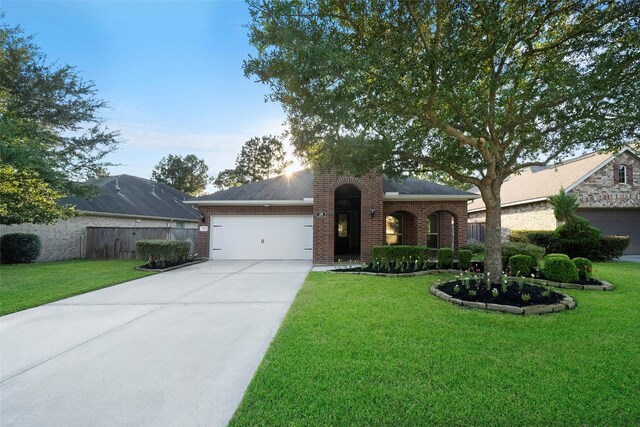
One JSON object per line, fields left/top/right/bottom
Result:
{"left": 437, "top": 278, "right": 564, "bottom": 307}
{"left": 136, "top": 259, "right": 206, "bottom": 272}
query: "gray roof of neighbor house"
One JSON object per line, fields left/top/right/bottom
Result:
{"left": 59, "top": 175, "right": 199, "bottom": 221}
{"left": 468, "top": 146, "right": 639, "bottom": 212}
{"left": 189, "top": 170, "right": 477, "bottom": 204}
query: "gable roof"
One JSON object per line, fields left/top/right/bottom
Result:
{"left": 59, "top": 175, "right": 199, "bottom": 221}
{"left": 188, "top": 170, "right": 478, "bottom": 206}
{"left": 468, "top": 147, "right": 639, "bottom": 212}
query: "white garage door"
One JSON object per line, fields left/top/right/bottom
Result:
{"left": 210, "top": 215, "right": 313, "bottom": 260}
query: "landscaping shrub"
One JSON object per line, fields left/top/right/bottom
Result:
{"left": 136, "top": 239, "right": 190, "bottom": 267}
{"left": 457, "top": 249, "right": 473, "bottom": 270}
{"left": 0, "top": 233, "right": 41, "bottom": 263}
{"left": 546, "top": 253, "right": 570, "bottom": 260}
{"left": 437, "top": 248, "right": 454, "bottom": 268}
{"left": 554, "top": 216, "right": 601, "bottom": 259}
{"left": 509, "top": 255, "right": 533, "bottom": 277}
{"left": 501, "top": 242, "right": 545, "bottom": 269}
{"left": 460, "top": 242, "right": 485, "bottom": 258}
{"left": 507, "top": 230, "right": 559, "bottom": 252}
{"left": 543, "top": 254, "right": 579, "bottom": 283}
{"left": 573, "top": 257, "right": 593, "bottom": 280}
{"left": 371, "top": 245, "right": 428, "bottom": 263}
{"left": 597, "top": 235, "right": 630, "bottom": 261}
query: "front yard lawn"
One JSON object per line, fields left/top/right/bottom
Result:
{"left": 0, "top": 259, "right": 154, "bottom": 316}
{"left": 231, "top": 262, "right": 640, "bottom": 426}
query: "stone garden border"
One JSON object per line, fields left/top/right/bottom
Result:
{"left": 429, "top": 284, "right": 576, "bottom": 315}
{"left": 136, "top": 258, "right": 207, "bottom": 273}
{"left": 325, "top": 269, "right": 613, "bottom": 291}
{"left": 519, "top": 276, "right": 614, "bottom": 291}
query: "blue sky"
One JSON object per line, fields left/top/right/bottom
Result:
{"left": 1, "top": 0, "right": 291, "bottom": 189}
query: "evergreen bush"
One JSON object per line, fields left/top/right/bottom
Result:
{"left": 509, "top": 255, "right": 533, "bottom": 277}
{"left": 457, "top": 249, "right": 473, "bottom": 270}
{"left": 437, "top": 248, "right": 454, "bottom": 268}
{"left": 501, "top": 242, "right": 545, "bottom": 269}
{"left": 136, "top": 240, "right": 190, "bottom": 267}
{"left": 371, "top": 246, "right": 428, "bottom": 262}
{"left": 0, "top": 233, "right": 41, "bottom": 263}
{"left": 543, "top": 254, "right": 579, "bottom": 283}
{"left": 573, "top": 257, "right": 593, "bottom": 280}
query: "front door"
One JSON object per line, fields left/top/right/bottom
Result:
{"left": 335, "top": 211, "right": 360, "bottom": 256}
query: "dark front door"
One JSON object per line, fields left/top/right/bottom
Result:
{"left": 335, "top": 211, "right": 360, "bottom": 256}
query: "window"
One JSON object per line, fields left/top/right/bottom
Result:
{"left": 338, "top": 214, "right": 348, "bottom": 237}
{"left": 385, "top": 214, "right": 403, "bottom": 245}
{"left": 426, "top": 213, "right": 439, "bottom": 248}
{"left": 619, "top": 165, "right": 627, "bottom": 184}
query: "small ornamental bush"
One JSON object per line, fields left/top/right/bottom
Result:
{"left": 546, "top": 253, "right": 570, "bottom": 260}
{"left": 460, "top": 242, "right": 485, "bottom": 258}
{"left": 509, "top": 255, "right": 533, "bottom": 277}
{"left": 136, "top": 239, "right": 190, "bottom": 267}
{"left": 437, "top": 248, "right": 454, "bottom": 268}
{"left": 457, "top": 249, "right": 473, "bottom": 270}
{"left": 0, "top": 233, "right": 41, "bottom": 263}
{"left": 597, "top": 236, "right": 630, "bottom": 261}
{"left": 508, "top": 230, "right": 560, "bottom": 253}
{"left": 501, "top": 242, "right": 545, "bottom": 269}
{"left": 543, "top": 254, "right": 579, "bottom": 283}
{"left": 371, "top": 246, "right": 428, "bottom": 263}
{"left": 573, "top": 257, "right": 593, "bottom": 280}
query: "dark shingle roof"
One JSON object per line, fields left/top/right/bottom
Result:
{"left": 59, "top": 175, "right": 198, "bottom": 220}
{"left": 193, "top": 170, "right": 476, "bottom": 201}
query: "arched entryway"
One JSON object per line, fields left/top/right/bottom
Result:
{"left": 425, "top": 210, "right": 459, "bottom": 250}
{"left": 334, "top": 184, "right": 361, "bottom": 258}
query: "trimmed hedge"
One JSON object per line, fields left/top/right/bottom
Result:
{"left": 501, "top": 242, "right": 545, "bottom": 269}
{"left": 437, "top": 248, "right": 454, "bottom": 268}
{"left": 371, "top": 245, "right": 428, "bottom": 262}
{"left": 136, "top": 239, "right": 190, "bottom": 267}
{"left": 509, "top": 255, "right": 533, "bottom": 277}
{"left": 0, "top": 233, "right": 41, "bottom": 263}
{"left": 597, "top": 236, "right": 630, "bottom": 261}
{"left": 460, "top": 242, "right": 485, "bottom": 257}
{"left": 457, "top": 249, "right": 473, "bottom": 270}
{"left": 573, "top": 257, "right": 593, "bottom": 280}
{"left": 508, "top": 230, "right": 560, "bottom": 252}
{"left": 543, "top": 254, "right": 579, "bottom": 283}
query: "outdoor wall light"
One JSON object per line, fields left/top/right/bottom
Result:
{"left": 199, "top": 213, "right": 206, "bottom": 224}
{"left": 370, "top": 208, "right": 376, "bottom": 218}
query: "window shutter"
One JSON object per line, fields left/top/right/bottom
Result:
{"left": 628, "top": 164, "right": 634, "bottom": 186}
{"left": 613, "top": 163, "right": 619, "bottom": 184}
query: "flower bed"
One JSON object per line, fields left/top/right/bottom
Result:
{"left": 431, "top": 276, "right": 576, "bottom": 315}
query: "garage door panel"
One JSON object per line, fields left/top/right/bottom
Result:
{"left": 211, "top": 215, "right": 313, "bottom": 260}
{"left": 578, "top": 209, "right": 640, "bottom": 255}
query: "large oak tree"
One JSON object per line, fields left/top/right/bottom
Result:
{"left": 1, "top": 22, "right": 120, "bottom": 224}
{"left": 151, "top": 154, "right": 210, "bottom": 196}
{"left": 245, "top": 0, "right": 640, "bottom": 280}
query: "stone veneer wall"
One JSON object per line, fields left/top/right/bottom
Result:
{"left": 0, "top": 215, "right": 196, "bottom": 261}
{"left": 573, "top": 151, "right": 639, "bottom": 208}
{"left": 313, "top": 174, "right": 384, "bottom": 264}
{"left": 195, "top": 205, "right": 314, "bottom": 260}
{"left": 468, "top": 200, "right": 557, "bottom": 238}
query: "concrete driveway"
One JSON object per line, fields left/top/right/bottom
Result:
{"left": 0, "top": 260, "right": 311, "bottom": 426}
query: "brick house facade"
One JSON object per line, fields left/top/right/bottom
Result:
{"left": 468, "top": 147, "right": 640, "bottom": 254}
{"left": 190, "top": 171, "right": 477, "bottom": 264}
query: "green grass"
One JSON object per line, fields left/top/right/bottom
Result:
{"left": 231, "top": 262, "right": 640, "bottom": 426}
{"left": 0, "top": 259, "right": 154, "bottom": 315}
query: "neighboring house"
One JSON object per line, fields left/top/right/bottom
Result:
{"left": 468, "top": 147, "right": 640, "bottom": 254}
{"left": 0, "top": 175, "right": 199, "bottom": 261}
{"left": 186, "top": 171, "right": 479, "bottom": 264}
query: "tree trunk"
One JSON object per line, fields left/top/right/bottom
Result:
{"left": 479, "top": 181, "right": 503, "bottom": 283}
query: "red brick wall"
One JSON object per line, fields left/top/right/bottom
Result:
{"left": 383, "top": 201, "right": 468, "bottom": 250}
{"left": 313, "top": 173, "right": 384, "bottom": 264}
{"left": 196, "top": 205, "right": 313, "bottom": 259}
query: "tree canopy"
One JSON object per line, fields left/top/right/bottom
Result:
{"left": 151, "top": 154, "right": 210, "bottom": 196}
{"left": 214, "top": 135, "right": 292, "bottom": 189}
{"left": 0, "top": 22, "right": 120, "bottom": 225}
{"left": 245, "top": 0, "right": 640, "bottom": 279}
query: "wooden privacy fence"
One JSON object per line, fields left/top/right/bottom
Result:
{"left": 85, "top": 227, "right": 197, "bottom": 260}
{"left": 467, "top": 223, "right": 485, "bottom": 243}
